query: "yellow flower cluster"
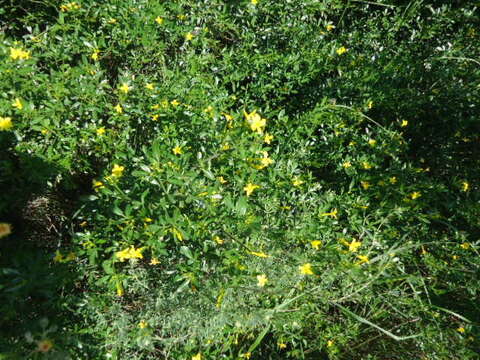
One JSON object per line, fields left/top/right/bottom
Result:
{"left": 299, "top": 263, "right": 314, "bottom": 275}
{"left": 244, "top": 110, "right": 266, "bottom": 134}
{"left": 119, "top": 83, "right": 130, "bottom": 93}
{"left": 244, "top": 183, "right": 260, "bottom": 196}
{"left": 92, "top": 180, "right": 105, "bottom": 190}
{"left": 292, "top": 176, "right": 304, "bottom": 187}
{"left": 320, "top": 208, "right": 338, "bottom": 219}
{"left": 91, "top": 49, "right": 100, "bottom": 61}
{"left": 252, "top": 151, "right": 274, "bottom": 170}
{"left": 53, "top": 251, "right": 76, "bottom": 263}
{"left": 138, "top": 320, "right": 148, "bottom": 329}
{"left": 0, "top": 117, "right": 13, "bottom": 131}
{"left": 336, "top": 46, "right": 348, "bottom": 55}
{"left": 410, "top": 191, "right": 421, "bottom": 200}
{"left": 10, "top": 47, "right": 31, "bottom": 60}
{"left": 115, "top": 246, "right": 144, "bottom": 262}
{"left": 172, "top": 146, "right": 183, "bottom": 155}
{"left": 248, "top": 250, "right": 269, "bottom": 258}
{"left": 311, "top": 240, "right": 322, "bottom": 250}
{"left": 12, "top": 98, "right": 23, "bottom": 110}
{"left": 60, "top": 2, "right": 81, "bottom": 11}
{"left": 257, "top": 274, "right": 268, "bottom": 287}
{"left": 111, "top": 164, "right": 125, "bottom": 178}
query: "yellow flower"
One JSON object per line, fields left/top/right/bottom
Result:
{"left": 213, "top": 236, "right": 224, "bottom": 245}
{"left": 119, "top": 83, "right": 130, "bottom": 93}
{"left": 240, "top": 352, "right": 251, "bottom": 359}
{"left": 401, "top": 120, "right": 408, "bottom": 127}
{"left": 327, "top": 340, "right": 334, "bottom": 347}
{"left": 91, "top": 49, "right": 100, "bottom": 61}
{"left": 461, "top": 181, "right": 469, "bottom": 192}
{"left": 218, "top": 176, "right": 227, "bottom": 184}
{"left": 116, "top": 282, "right": 124, "bottom": 296}
{"left": 264, "top": 133, "right": 273, "bottom": 144}
{"left": 0, "top": 223, "right": 12, "bottom": 238}
{"left": 107, "top": 18, "right": 117, "bottom": 24}
{"left": 299, "top": 263, "right": 314, "bottom": 275}
{"left": 326, "top": 24, "right": 335, "bottom": 31}
{"left": 389, "top": 176, "right": 397, "bottom": 184}
{"left": 360, "top": 181, "right": 371, "bottom": 190}
{"left": 37, "top": 339, "right": 54, "bottom": 353}
{"left": 254, "top": 151, "right": 274, "bottom": 169}
{"left": 278, "top": 342, "right": 287, "bottom": 349}
{"left": 336, "top": 46, "right": 348, "bottom": 55}
{"left": 172, "top": 146, "right": 183, "bottom": 155}
{"left": 12, "top": 98, "right": 23, "bottom": 110}
{"left": 311, "top": 240, "right": 322, "bottom": 250}
{"left": 368, "top": 139, "right": 376, "bottom": 146}
{"left": 348, "top": 239, "right": 362, "bottom": 252}
{"left": 320, "top": 208, "right": 338, "bottom": 219}
{"left": 9, "top": 47, "right": 31, "bottom": 60}
{"left": 145, "top": 83, "right": 154, "bottom": 90}
{"left": 64, "top": 252, "right": 76, "bottom": 261}
{"left": 367, "top": 101, "right": 373, "bottom": 109}
{"left": 192, "top": 353, "right": 202, "bottom": 360}
{"left": 410, "top": 191, "right": 421, "bottom": 200}
{"left": 155, "top": 16, "right": 164, "bottom": 25}
{"left": 114, "top": 104, "right": 123, "bottom": 113}
{"left": 60, "top": 2, "right": 80, "bottom": 11}
{"left": 171, "top": 99, "right": 180, "bottom": 106}
{"left": 53, "top": 251, "right": 64, "bottom": 263}
{"left": 150, "top": 257, "right": 160, "bottom": 265}
{"left": 342, "top": 161, "right": 352, "bottom": 168}
{"left": 170, "top": 227, "right": 184, "bottom": 241}
{"left": 248, "top": 250, "right": 269, "bottom": 258}
{"left": 185, "top": 32, "right": 194, "bottom": 41}
{"left": 139, "top": 320, "right": 148, "bottom": 329}
{"left": 0, "top": 117, "right": 13, "bottom": 131}
{"left": 257, "top": 274, "right": 268, "bottom": 287}
{"left": 251, "top": 0, "right": 258, "bottom": 4}
{"left": 457, "top": 327, "right": 465, "bottom": 333}
{"left": 111, "top": 164, "right": 125, "bottom": 178}
{"left": 244, "top": 110, "right": 266, "bottom": 134}
{"left": 96, "top": 127, "right": 106, "bottom": 136}
{"left": 116, "top": 246, "right": 144, "bottom": 262}
{"left": 92, "top": 180, "right": 104, "bottom": 190}
{"left": 460, "top": 242, "right": 470, "bottom": 250}
{"left": 152, "top": 114, "right": 159, "bottom": 121}
{"left": 356, "top": 255, "right": 369, "bottom": 264}
{"left": 362, "top": 162, "right": 372, "bottom": 170}
{"left": 292, "top": 176, "right": 304, "bottom": 187}
{"left": 244, "top": 183, "right": 260, "bottom": 196}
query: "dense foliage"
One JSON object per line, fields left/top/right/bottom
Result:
{"left": 1, "top": 0, "right": 479, "bottom": 359}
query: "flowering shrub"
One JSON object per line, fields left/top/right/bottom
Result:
{"left": 1, "top": 0, "right": 479, "bottom": 359}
